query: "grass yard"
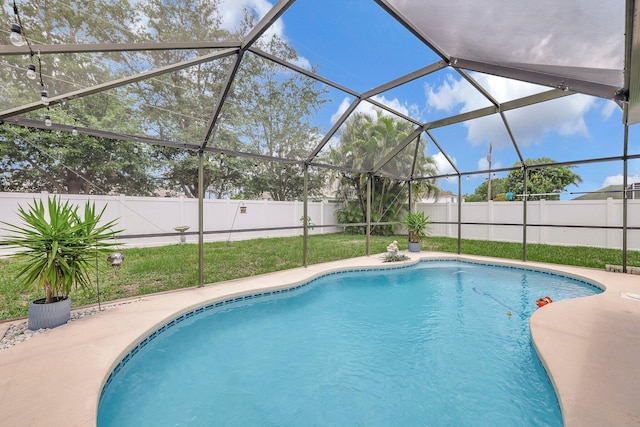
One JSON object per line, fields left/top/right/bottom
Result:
{"left": 1, "top": 234, "right": 638, "bottom": 321}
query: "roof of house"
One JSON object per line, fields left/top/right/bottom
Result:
{"left": 571, "top": 185, "right": 624, "bottom": 200}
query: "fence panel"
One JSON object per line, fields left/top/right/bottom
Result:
{"left": 2, "top": 193, "right": 638, "bottom": 253}
{"left": 0, "top": 193, "right": 339, "bottom": 255}
{"left": 420, "top": 199, "right": 640, "bottom": 251}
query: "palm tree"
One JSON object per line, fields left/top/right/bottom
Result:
{"left": 331, "top": 110, "right": 439, "bottom": 235}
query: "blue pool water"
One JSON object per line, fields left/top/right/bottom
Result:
{"left": 98, "top": 260, "right": 601, "bottom": 426}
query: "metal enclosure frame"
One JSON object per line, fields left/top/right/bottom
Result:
{"left": 1, "top": 0, "right": 639, "bottom": 283}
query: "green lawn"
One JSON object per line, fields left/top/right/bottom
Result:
{"left": 1, "top": 234, "right": 638, "bottom": 321}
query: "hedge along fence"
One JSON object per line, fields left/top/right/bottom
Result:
{"left": 0, "top": 192, "right": 340, "bottom": 256}
{"left": 421, "top": 198, "right": 640, "bottom": 251}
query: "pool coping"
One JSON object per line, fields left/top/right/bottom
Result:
{"left": 0, "top": 252, "right": 639, "bottom": 426}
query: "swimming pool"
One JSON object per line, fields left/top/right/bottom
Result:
{"left": 98, "top": 260, "right": 601, "bottom": 426}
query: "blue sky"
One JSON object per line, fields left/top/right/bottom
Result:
{"left": 218, "top": 0, "right": 638, "bottom": 199}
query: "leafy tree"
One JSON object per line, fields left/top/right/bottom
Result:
{"left": 1, "top": 0, "right": 140, "bottom": 107}
{"left": 464, "top": 177, "right": 508, "bottom": 202}
{"left": 331, "top": 111, "right": 438, "bottom": 235}
{"left": 116, "top": 0, "right": 235, "bottom": 198}
{"left": 221, "top": 14, "right": 329, "bottom": 201}
{"left": 0, "top": 124, "right": 155, "bottom": 195}
{"left": 3, "top": 1, "right": 330, "bottom": 200}
{"left": 160, "top": 151, "right": 248, "bottom": 199}
{"left": 505, "top": 158, "right": 582, "bottom": 201}
{"left": 0, "top": 0, "right": 155, "bottom": 194}
{"left": 238, "top": 160, "right": 325, "bottom": 201}
{"left": 130, "top": 3, "right": 329, "bottom": 200}
{"left": 131, "top": 0, "right": 230, "bottom": 142}
{"left": 465, "top": 158, "right": 582, "bottom": 201}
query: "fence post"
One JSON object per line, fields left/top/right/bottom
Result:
{"left": 606, "top": 197, "right": 614, "bottom": 249}
{"left": 226, "top": 199, "right": 232, "bottom": 241}
{"left": 488, "top": 200, "right": 493, "bottom": 241}
{"left": 446, "top": 199, "right": 453, "bottom": 238}
{"left": 293, "top": 201, "right": 299, "bottom": 236}
{"left": 320, "top": 201, "right": 325, "bottom": 235}
{"left": 539, "top": 199, "right": 546, "bottom": 245}
{"left": 179, "top": 195, "right": 185, "bottom": 227}
{"left": 118, "top": 193, "right": 126, "bottom": 236}
{"left": 522, "top": 167, "right": 528, "bottom": 262}
{"left": 263, "top": 199, "right": 269, "bottom": 238}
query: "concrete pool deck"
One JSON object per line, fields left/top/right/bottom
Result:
{"left": 0, "top": 252, "right": 639, "bottom": 426}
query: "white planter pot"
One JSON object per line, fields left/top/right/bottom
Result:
{"left": 28, "top": 297, "right": 71, "bottom": 330}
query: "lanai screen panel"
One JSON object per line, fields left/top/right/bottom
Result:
{"left": 384, "top": 0, "right": 625, "bottom": 99}
{"left": 1, "top": 0, "right": 637, "bottom": 184}
{"left": 282, "top": 0, "right": 440, "bottom": 93}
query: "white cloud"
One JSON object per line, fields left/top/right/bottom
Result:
{"left": 218, "top": 0, "right": 310, "bottom": 69}
{"left": 290, "top": 56, "right": 312, "bottom": 71}
{"left": 424, "top": 73, "right": 601, "bottom": 149}
{"left": 425, "top": 75, "right": 464, "bottom": 112}
{"left": 325, "top": 135, "right": 341, "bottom": 151}
{"left": 354, "top": 100, "right": 381, "bottom": 121}
{"left": 330, "top": 98, "right": 352, "bottom": 125}
{"left": 601, "top": 100, "right": 618, "bottom": 120}
{"left": 601, "top": 174, "right": 640, "bottom": 187}
{"left": 219, "top": 0, "right": 278, "bottom": 33}
{"left": 433, "top": 152, "right": 457, "bottom": 183}
{"left": 477, "top": 156, "right": 502, "bottom": 171}
{"left": 369, "top": 95, "right": 418, "bottom": 118}
{"left": 330, "top": 96, "right": 419, "bottom": 125}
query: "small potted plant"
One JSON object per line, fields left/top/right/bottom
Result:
{"left": 401, "top": 211, "right": 431, "bottom": 252}
{"left": 0, "top": 196, "right": 120, "bottom": 330}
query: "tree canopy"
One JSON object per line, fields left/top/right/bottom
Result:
{"left": 0, "top": 125, "right": 156, "bottom": 195}
{"left": 464, "top": 158, "right": 582, "bottom": 202}
{"left": 330, "top": 111, "right": 438, "bottom": 235}
{"left": 505, "top": 158, "right": 582, "bottom": 201}
{"left": 463, "top": 177, "right": 508, "bottom": 202}
{"left": 0, "top": 1, "right": 329, "bottom": 200}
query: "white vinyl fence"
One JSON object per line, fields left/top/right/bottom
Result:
{"left": 0, "top": 192, "right": 339, "bottom": 255}
{"left": 420, "top": 198, "right": 640, "bottom": 251}
{"left": 2, "top": 193, "right": 639, "bottom": 255}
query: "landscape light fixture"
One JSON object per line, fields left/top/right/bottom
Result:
{"left": 10, "top": 23, "right": 24, "bottom": 46}
{"left": 44, "top": 114, "right": 51, "bottom": 127}
{"left": 107, "top": 252, "right": 124, "bottom": 268}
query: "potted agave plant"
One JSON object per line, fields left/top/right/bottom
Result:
{"left": 0, "top": 196, "right": 120, "bottom": 330}
{"left": 401, "top": 210, "right": 431, "bottom": 252}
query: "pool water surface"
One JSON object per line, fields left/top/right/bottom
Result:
{"left": 98, "top": 260, "right": 600, "bottom": 426}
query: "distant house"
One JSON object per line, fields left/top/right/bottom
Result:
{"left": 422, "top": 190, "right": 459, "bottom": 203}
{"left": 572, "top": 183, "right": 640, "bottom": 200}
{"left": 627, "top": 182, "right": 640, "bottom": 199}
{"left": 154, "top": 188, "right": 187, "bottom": 198}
